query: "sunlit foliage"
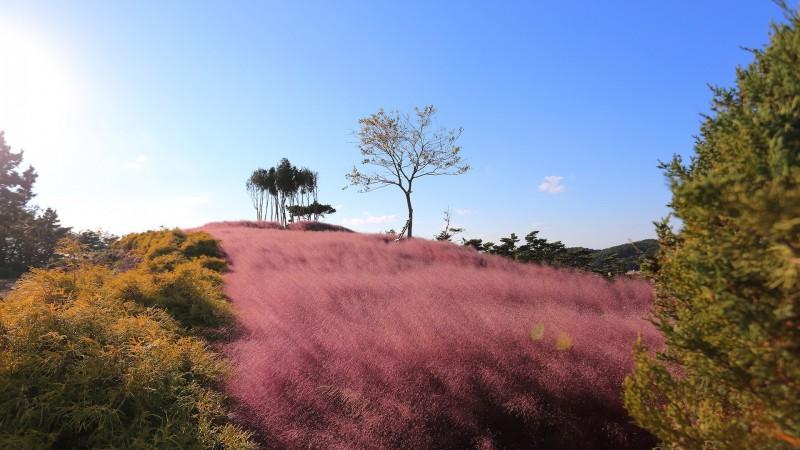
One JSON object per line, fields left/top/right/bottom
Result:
{"left": 624, "top": 7, "right": 800, "bottom": 449}
{"left": 0, "top": 230, "right": 255, "bottom": 449}
{"left": 0, "top": 132, "right": 70, "bottom": 277}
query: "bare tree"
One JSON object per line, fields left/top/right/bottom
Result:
{"left": 346, "top": 105, "right": 468, "bottom": 238}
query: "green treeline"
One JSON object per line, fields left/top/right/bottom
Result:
{"left": 0, "top": 132, "right": 70, "bottom": 278}
{"left": 458, "top": 231, "right": 657, "bottom": 276}
{"left": 434, "top": 210, "right": 657, "bottom": 276}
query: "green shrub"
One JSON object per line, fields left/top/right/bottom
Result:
{"left": 0, "top": 231, "right": 255, "bottom": 449}
{"left": 111, "top": 261, "right": 232, "bottom": 330}
{"left": 623, "top": 8, "right": 800, "bottom": 449}
{"left": 111, "top": 230, "right": 232, "bottom": 330}
{"left": 115, "top": 229, "right": 222, "bottom": 264}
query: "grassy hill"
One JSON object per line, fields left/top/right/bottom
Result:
{"left": 202, "top": 221, "right": 660, "bottom": 449}
{"left": 567, "top": 239, "right": 659, "bottom": 273}
{"left": 591, "top": 239, "right": 659, "bottom": 272}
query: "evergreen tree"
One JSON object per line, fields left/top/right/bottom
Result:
{"left": 492, "top": 233, "right": 519, "bottom": 257}
{"left": 76, "top": 229, "right": 118, "bottom": 252}
{"left": 287, "top": 202, "right": 336, "bottom": 221}
{"left": 516, "top": 230, "right": 568, "bottom": 265}
{"left": 434, "top": 209, "right": 464, "bottom": 241}
{"left": 481, "top": 241, "right": 496, "bottom": 253}
{"left": 593, "top": 252, "right": 626, "bottom": 278}
{"left": 0, "top": 132, "right": 68, "bottom": 276}
{"left": 624, "top": 8, "right": 800, "bottom": 449}
{"left": 560, "top": 247, "right": 594, "bottom": 270}
{"left": 461, "top": 238, "right": 485, "bottom": 251}
{"left": 0, "top": 132, "right": 36, "bottom": 274}
{"left": 25, "top": 208, "right": 70, "bottom": 268}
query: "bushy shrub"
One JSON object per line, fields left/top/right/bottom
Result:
{"left": 0, "top": 231, "right": 255, "bottom": 449}
{"left": 623, "top": 9, "right": 800, "bottom": 449}
{"left": 111, "top": 230, "right": 232, "bottom": 330}
{"left": 115, "top": 229, "right": 222, "bottom": 262}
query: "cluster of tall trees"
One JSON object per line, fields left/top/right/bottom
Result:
{"left": 0, "top": 132, "right": 70, "bottom": 277}
{"left": 246, "top": 158, "right": 335, "bottom": 226}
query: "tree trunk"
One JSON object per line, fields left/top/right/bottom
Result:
{"left": 404, "top": 190, "right": 413, "bottom": 238}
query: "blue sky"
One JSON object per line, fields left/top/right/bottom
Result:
{"left": 0, "top": 1, "right": 790, "bottom": 247}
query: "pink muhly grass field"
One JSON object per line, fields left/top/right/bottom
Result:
{"left": 201, "top": 222, "right": 661, "bottom": 449}
{"left": 201, "top": 220, "right": 352, "bottom": 233}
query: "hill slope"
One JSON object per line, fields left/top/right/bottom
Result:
{"left": 202, "top": 222, "right": 661, "bottom": 449}
{"left": 566, "top": 239, "right": 660, "bottom": 273}
{"left": 590, "top": 239, "right": 659, "bottom": 272}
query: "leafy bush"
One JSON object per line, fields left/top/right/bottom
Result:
{"left": 623, "top": 8, "right": 800, "bottom": 449}
{"left": 0, "top": 231, "right": 255, "bottom": 449}
{"left": 112, "top": 230, "right": 232, "bottom": 329}
{"left": 115, "top": 229, "right": 222, "bottom": 262}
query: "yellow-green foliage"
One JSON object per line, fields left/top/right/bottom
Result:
{"left": 116, "top": 229, "right": 223, "bottom": 262}
{"left": 0, "top": 230, "right": 256, "bottom": 449}
{"left": 623, "top": 9, "right": 800, "bottom": 450}
{"left": 112, "top": 230, "right": 232, "bottom": 329}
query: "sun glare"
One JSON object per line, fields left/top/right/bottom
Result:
{"left": 0, "top": 21, "right": 80, "bottom": 163}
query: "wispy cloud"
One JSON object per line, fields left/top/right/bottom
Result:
{"left": 341, "top": 214, "right": 399, "bottom": 226}
{"left": 454, "top": 208, "right": 476, "bottom": 216}
{"left": 538, "top": 175, "right": 565, "bottom": 194}
{"left": 123, "top": 154, "right": 149, "bottom": 171}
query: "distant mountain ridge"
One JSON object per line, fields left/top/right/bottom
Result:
{"left": 570, "top": 239, "right": 659, "bottom": 273}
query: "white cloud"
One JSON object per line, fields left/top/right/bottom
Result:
{"left": 454, "top": 208, "right": 476, "bottom": 216}
{"left": 340, "top": 214, "right": 399, "bottom": 226}
{"left": 538, "top": 175, "right": 565, "bottom": 194}
{"left": 123, "top": 154, "right": 149, "bottom": 171}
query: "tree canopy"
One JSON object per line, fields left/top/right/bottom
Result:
{"left": 624, "top": 7, "right": 800, "bottom": 449}
{"left": 246, "top": 159, "right": 332, "bottom": 226}
{"left": 347, "top": 105, "right": 469, "bottom": 238}
{"left": 0, "top": 132, "right": 70, "bottom": 277}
